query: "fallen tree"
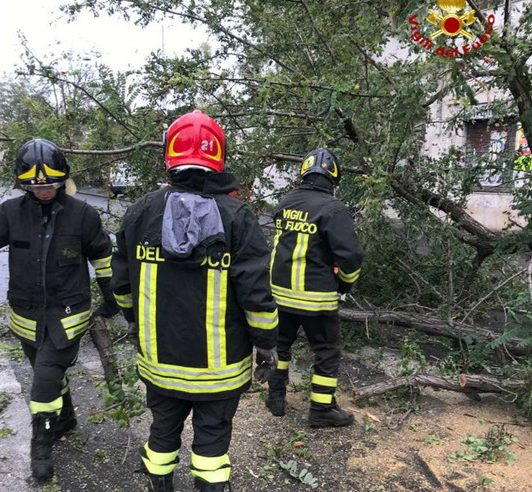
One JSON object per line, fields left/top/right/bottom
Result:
{"left": 339, "top": 308, "right": 529, "bottom": 355}
{"left": 353, "top": 373, "right": 531, "bottom": 401}
{"left": 89, "top": 315, "right": 124, "bottom": 398}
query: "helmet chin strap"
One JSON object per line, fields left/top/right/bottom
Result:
{"left": 171, "top": 165, "right": 213, "bottom": 173}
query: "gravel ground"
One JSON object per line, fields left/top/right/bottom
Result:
{"left": 1, "top": 329, "right": 529, "bottom": 492}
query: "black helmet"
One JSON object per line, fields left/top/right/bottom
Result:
{"left": 15, "top": 138, "right": 69, "bottom": 187}
{"left": 300, "top": 148, "right": 341, "bottom": 185}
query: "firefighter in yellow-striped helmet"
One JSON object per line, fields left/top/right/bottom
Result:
{"left": 15, "top": 138, "right": 75, "bottom": 200}
{"left": 4, "top": 137, "right": 118, "bottom": 482}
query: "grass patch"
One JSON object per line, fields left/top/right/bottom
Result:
{"left": 0, "top": 342, "right": 25, "bottom": 362}
{"left": 0, "top": 426, "right": 15, "bottom": 439}
{"left": 0, "top": 393, "right": 12, "bottom": 414}
{"left": 449, "top": 425, "right": 515, "bottom": 465}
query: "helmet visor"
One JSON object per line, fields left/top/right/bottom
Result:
{"left": 20, "top": 182, "right": 64, "bottom": 192}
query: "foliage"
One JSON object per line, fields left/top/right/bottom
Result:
{"left": 449, "top": 425, "right": 515, "bottom": 465}
{"left": 0, "top": 426, "right": 15, "bottom": 439}
{"left": 265, "top": 429, "right": 313, "bottom": 462}
{"left": 515, "top": 361, "right": 532, "bottom": 420}
{"left": 398, "top": 336, "right": 427, "bottom": 376}
{"left": 423, "top": 435, "right": 445, "bottom": 446}
{"left": 0, "top": 393, "right": 11, "bottom": 414}
{"left": 0, "top": 341, "right": 25, "bottom": 362}
{"left": 0, "top": 0, "right": 528, "bottom": 319}
{"left": 289, "top": 373, "right": 311, "bottom": 397}
{"left": 89, "top": 365, "right": 145, "bottom": 427}
{"left": 279, "top": 460, "right": 319, "bottom": 489}
{"left": 0, "top": 0, "right": 530, "bottom": 419}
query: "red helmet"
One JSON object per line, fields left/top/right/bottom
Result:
{"left": 164, "top": 110, "right": 225, "bottom": 173}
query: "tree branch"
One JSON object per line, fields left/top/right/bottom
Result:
{"left": 300, "top": 0, "right": 337, "bottom": 62}
{"left": 60, "top": 141, "right": 162, "bottom": 156}
{"left": 122, "top": 0, "right": 298, "bottom": 74}
{"left": 335, "top": 108, "right": 366, "bottom": 144}
{"left": 462, "top": 267, "right": 527, "bottom": 323}
{"left": 391, "top": 179, "right": 500, "bottom": 252}
{"left": 347, "top": 36, "right": 393, "bottom": 85}
{"left": 502, "top": 0, "right": 512, "bottom": 44}
{"left": 466, "top": 0, "right": 487, "bottom": 24}
{"left": 339, "top": 308, "right": 528, "bottom": 354}
{"left": 269, "top": 153, "right": 303, "bottom": 163}
{"left": 194, "top": 75, "right": 387, "bottom": 99}
{"left": 353, "top": 373, "right": 529, "bottom": 401}
{"left": 26, "top": 70, "right": 142, "bottom": 141}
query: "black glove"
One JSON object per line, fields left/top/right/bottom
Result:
{"left": 95, "top": 277, "right": 120, "bottom": 318}
{"left": 338, "top": 281, "right": 353, "bottom": 294}
{"left": 254, "top": 347, "right": 279, "bottom": 383}
{"left": 122, "top": 307, "right": 136, "bottom": 323}
{"left": 94, "top": 300, "right": 120, "bottom": 318}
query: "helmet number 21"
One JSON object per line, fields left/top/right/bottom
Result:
{"left": 201, "top": 140, "right": 215, "bottom": 152}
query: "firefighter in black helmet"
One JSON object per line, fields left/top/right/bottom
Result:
{"left": 268, "top": 148, "right": 364, "bottom": 427}
{"left": 0, "top": 138, "right": 119, "bottom": 481}
{"left": 111, "top": 111, "right": 278, "bottom": 492}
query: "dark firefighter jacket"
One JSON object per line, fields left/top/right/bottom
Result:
{"left": 270, "top": 176, "right": 364, "bottom": 315}
{"left": 111, "top": 171, "right": 278, "bottom": 401}
{"left": 0, "top": 190, "right": 113, "bottom": 349}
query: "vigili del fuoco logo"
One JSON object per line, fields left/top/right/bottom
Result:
{"left": 409, "top": 0, "right": 495, "bottom": 57}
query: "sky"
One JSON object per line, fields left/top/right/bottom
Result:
{"left": 0, "top": 0, "right": 204, "bottom": 76}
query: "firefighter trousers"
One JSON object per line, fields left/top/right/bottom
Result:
{"left": 21, "top": 332, "right": 79, "bottom": 415}
{"left": 143, "top": 386, "right": 240, "bottom": 484}
{"left": 272, "top": 310, "right": 341, "bottom": 409}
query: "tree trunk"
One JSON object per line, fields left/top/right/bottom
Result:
{"left": 89, "top": 315, "right": 121, "bottom": 391}
{"left": 339, "top": 308, "right": 528, "bottom": 355}
{"left": 458, "top": 373, "right": 530, "bottom": 393}
{"left": 353, "top": 373, "right": 529, "bottom": 400}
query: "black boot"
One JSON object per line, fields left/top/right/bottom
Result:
{"left": 265, "top": 373, "right": 287, "bottom": 417}
{"left": 31, "top": 412, "right": 57, "bottom": 481}
{"left": 148, "top": 472, "right": 174, "bottom": 492}
{"left": 308, "top": 401, "right": 354, "bottom": 428}
{"left": 55, "top": 391, "right": 77, "bottom": 440}
{"left": 194, "top": 477, "right": 231, "bottom": 491}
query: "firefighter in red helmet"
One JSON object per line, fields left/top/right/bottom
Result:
{"left": 0, "top": 138, "right": 118, "bottom": 481}
{"left": 112, "top": 110, "right": 278, "bottom": 492}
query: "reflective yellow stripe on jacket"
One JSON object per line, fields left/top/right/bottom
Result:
{"left": 245, "top": 309, "right": 278, "bottom": 330}
{"left": 61, "top": 309, "right": 91, "bottom": 340}
{"left": 138, "top": 262, "right": 158, "bottom": 362}
{"left": 136, "top": 263, "right": 252, "bottom": 394}
{"left": 271, "top": 284, "right": 339, "bottom": 312}
{"left": 90, "top": 255, "right": 112, "bottom": 279}
{"left": 206, "top": 268, "right": 228, "bottom": 369}
{"left": 9, "top": 309, "right": 37, "bottom": 342}
{"left": 270, "top": 227, "right": 282, "bottom": 273}
{"left": 114, "top": 292, "right": 133, "bottom": 309}
{"left": 137, "top": 355, "right": 252, "bottom": 394}
{"left": 338, "top": 267, "right": 361, "bottom": 284}
{"left": 291, "top": 233, "right": 309, "bottom": 291}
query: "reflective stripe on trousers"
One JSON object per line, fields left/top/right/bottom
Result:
{"left": 141, "top": 442, "right": 179, "bottom": 476}
{"left": 190, "top": 452, "right": 231, "bottom": 483}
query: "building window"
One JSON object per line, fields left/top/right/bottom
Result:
{"left": 464, "top": 119, "right": 517, "bottom": 190}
